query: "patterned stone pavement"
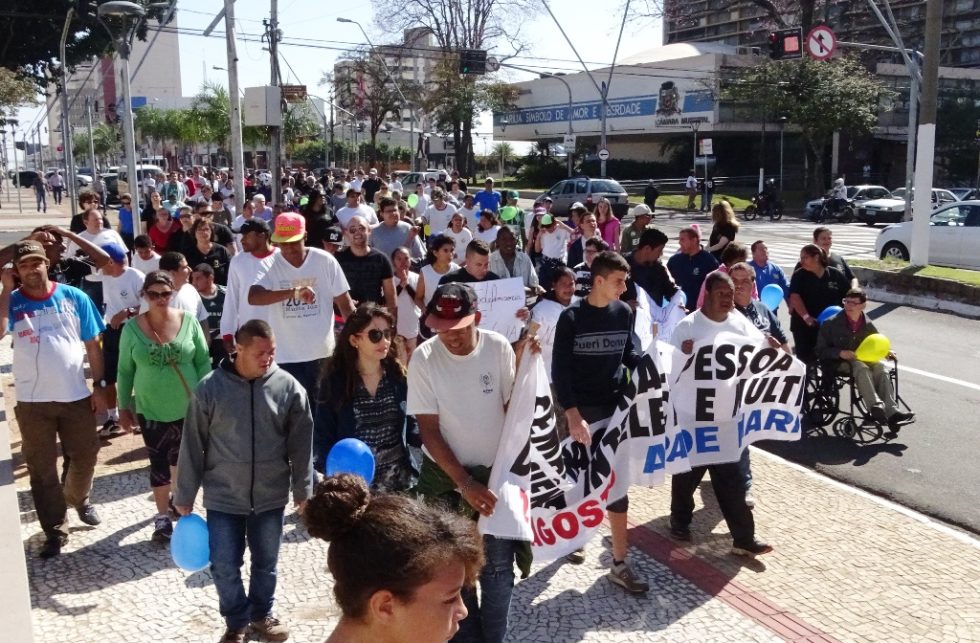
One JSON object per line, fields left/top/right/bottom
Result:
{"left": 3, "top": 345, "right": 979, "bottom": 642}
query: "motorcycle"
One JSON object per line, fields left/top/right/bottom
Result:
{"left": 742, "top": 193, "right": 784, "bottom": 221}
{"left": 814, "top": 197, "right": 854, "bottom": 224}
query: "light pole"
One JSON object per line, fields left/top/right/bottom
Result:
{"left": 690, "top": 121, "right": 700, "bottom": 175}
{"left": 778, "top": 116, "right": 788, "bottom": 193}
{"left": 60, "top": 11, "right": 79, "bottom": 217}
{"left": 7, "top": 119, "right": 23, "bottom": 213}
{"left": 98, "top": 1, "right": 148, "bottom": 228}
{"left": 337, "top": 18, "right": 420, "bottom": 172}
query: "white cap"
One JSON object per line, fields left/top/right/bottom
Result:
{"left": 570, "top": 202, "right": 587, "bottom": 211}
{"left": 632, "top": 203, "right": 653, "bottom": 217}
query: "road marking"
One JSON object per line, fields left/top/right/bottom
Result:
{"left": 901, "top": 365, "right": 980, "bottom": 393}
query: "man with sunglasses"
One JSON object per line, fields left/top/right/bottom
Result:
{"left": 816, "top": 288, "right": 915, "bottom": 432}
{"left": 335, "top": 216, "right": 397, "bottom": 314}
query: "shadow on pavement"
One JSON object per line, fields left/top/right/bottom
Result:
{"left": 760, "top": 435, "right": 908, "bottom": 467}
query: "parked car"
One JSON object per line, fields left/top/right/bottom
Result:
{"left": 400, "top": 170, "right": 449, "bottom": 189}
{"left": 858, "top": 187, "right": 958, "bottom": 225}
{"left": 117, "top": 164, "right": 164, "bottom": 197}
{"left": 804, "top": 184, "right": 891, "bottom": 220}
{"left": 949, "top": 187, "right": 978, "bottom": 201}
{"left": 875, "top": 200, "right": 980, "bottom": 269}
{"left": 535, "top": 176, "right": 629, "bottom": 216}
{"left": 101, "top": 173, "right": 120, "bottom": 203}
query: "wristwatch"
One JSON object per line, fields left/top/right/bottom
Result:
{"left": 94, "top": 379, "right": 108, "bottom": 389}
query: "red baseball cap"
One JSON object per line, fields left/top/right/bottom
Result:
{"left": 272, "top": 212, "right": 305, "bottom": 243}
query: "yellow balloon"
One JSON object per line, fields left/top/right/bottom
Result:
{"left": 855, "top": 333, "right": 891, "bottom": 363}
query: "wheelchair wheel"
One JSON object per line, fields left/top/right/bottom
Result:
{"left": 803, "top": 372, "right": 839, "bottom": 429}
{"left": 834, "top": 418, "right": 858, "bottom": 439}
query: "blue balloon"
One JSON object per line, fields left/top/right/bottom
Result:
{"left": 171, "top": 514, "right": 210, "bottom": 572}
{"left": 818, "top": 305, "right": 843, "bottom": 323}
{"left": 760, "top": 284, "right": 783, "bottom": 311}
{"left": 326, "top": 438, "right": 376, "bottom": 484}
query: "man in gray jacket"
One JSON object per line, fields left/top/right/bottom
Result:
{"left": 174, "top": 319, "right": 313, "bottom": 643}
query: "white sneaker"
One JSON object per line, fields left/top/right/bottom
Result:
{"left": 744, "top": 490, "right": 756, "bottom": 509}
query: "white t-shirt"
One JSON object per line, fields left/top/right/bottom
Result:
{"left": 87, "top": 267, "right": 144, "bottom": 321}
{"left": 475, "top": 225, "right": 501, "bottom": 246}
{"left": 407, "top": 329, "right": 515, "bottom": 467}
{"left": 394, "top": 271, "right": 420, "bottom": 339}
{"left": 459, "top": 205, "right": 481, "bottom": 233}
{"left": 424, "top": 203, "right": 458, "bottom": 235}
{"left": 529, "top": 298, "right": 567, "bottom": 383}
{"left": 669, "top": 310, "right": 764, "bottom": 349}
{"left": 66, "top": 228, "right": 126, "bottom": 258}
{"left": 336, "top": 203, "right": 379, "bottom": 228}
{"left": 220, "top": 249, "right": 278, "bottom": 337}
{"left": 256, "top": 248, "right": 350, "bottom": 363}
{"left": 419, "top": 262, "right": 458, "bottom": 306}
{"left": 389, "top": 180, "right": 404, "bottom": 194}
{"left": 539, "top": 227, "right": 572, "bottom": 262}
{"left": 443, "top": 227, "right": 473, "bottom": 263}
{"left": 132, "top": 251, "right": 161, "bottom": 275}
{"left": 413, "top": 193, "right": 430, "bottom": 218}
{"left": 350, "top": 178, "right": 363, "bottom": 193}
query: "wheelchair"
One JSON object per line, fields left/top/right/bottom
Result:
{"left": 801, "top": 355, "right": 914, "bottom": 443}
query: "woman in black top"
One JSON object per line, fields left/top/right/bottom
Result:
{"left": 184, "top": 219, "right": 230, "bottom": 285}
{"left": 301, "top": 191, "right": 335, "bottom": 249}
{"left": 706, "top": 200, "right": 740, "bottom": 261}
{"left": 316, "top": 303, "right": 416, "bottom": 492}
{"left": 788, "top": 244, "right": 850, "bottom": 363}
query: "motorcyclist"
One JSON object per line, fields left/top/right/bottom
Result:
{"left": 759, "top": 179, "right": 779, "bottom": 217}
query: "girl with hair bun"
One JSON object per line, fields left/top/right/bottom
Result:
{"left": 306, "top": 474, "right": 484, "bottom": 643}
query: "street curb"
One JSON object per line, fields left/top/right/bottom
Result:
{"left": 852, "top": 266, "right": 980, "bottom": 319}
{"left": 0, "top": 342, "right": 36, "bottom": 643}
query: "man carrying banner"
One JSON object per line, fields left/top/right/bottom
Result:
{"left": 552, "top": 251, "right": 649, "bottom": 593}
{"left": 668, "top": 271, "right": 773, "bottom": 557}
{"left": 407, "top": 282, "right": 526, "bottom": 643}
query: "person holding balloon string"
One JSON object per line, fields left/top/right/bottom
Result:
{"left": 304, "top": 473, "right": 484, "bottom": 643}
{"left": 174, "top": 319, "right": 314, "bottom": 643}
{"left": 316, "top": 303, "right": 418, "bottom": 493}
{"left": 815, "top": 288, "right": 915, "bottom": 432}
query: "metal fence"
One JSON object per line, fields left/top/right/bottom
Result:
{"left": 619, "top": 173, "right": 808, "bottom": 199}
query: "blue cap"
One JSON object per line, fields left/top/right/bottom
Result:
{"left": 100, "top": 242, "right": 127, "bottom": 264}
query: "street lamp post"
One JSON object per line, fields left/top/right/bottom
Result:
{"left": 98, "top": 1, "right": 148, "bottom": 230}
{"left": 690, "top": 121, "right": 701, "bottom": 175}
{"left": 337, "top": 18, "right": 420, "bottom": 172}
{"left": 778, "top": 116, "right": 788, "bottom": 193}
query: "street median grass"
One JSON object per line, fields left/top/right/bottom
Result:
{"left": 851, "top": 258, "right": 980, "bottom": 288}
{"left": 632, "top": 194, "right": 752, "bottom": 210}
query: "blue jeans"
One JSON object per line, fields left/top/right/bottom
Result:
{"left": 208, "top": 507, "right": 285, "bottom": 629}
{"left": 453, "top": 535, "right": 519, "bottom": 643}
{"left": 738, "top": 447, "right": 752, "bottom": 491}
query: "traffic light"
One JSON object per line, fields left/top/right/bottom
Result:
{"left": 768, "top": 28, "right": 803, "bottom": 60}
{"left": 458, "top": 49, "right": 488, "bottom": 75}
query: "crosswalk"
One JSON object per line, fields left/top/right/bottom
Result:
{"left": 654, "top": 219, "right": 880, "bottom": 273}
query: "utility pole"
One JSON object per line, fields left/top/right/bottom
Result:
{"left": 329, "top": 91, "right": 335, "bottom": 169}
{"left": 86, "top": 96, "right": 97, "bottom": 176}
{"left": 224, "top": 0, "right": 245, "bottom": 214}
{"left": 60, "top": 10, "right": 78, "bottom": 217}
{"left": 910, "top": 0, "right": 943, "bottom": 267}
{"left": 265, "top": 4, "right": 283, "bottom": 205}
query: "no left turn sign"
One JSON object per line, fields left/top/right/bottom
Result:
{"left": 806, "top": 25, "right": 836, "bottom": 61}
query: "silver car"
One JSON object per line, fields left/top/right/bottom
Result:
{"left": 535, "top": 177, "right": 628, "bottom": 216}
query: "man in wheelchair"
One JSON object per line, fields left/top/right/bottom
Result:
{"left": 815, "top": 288, "right": 915, "bottom": 432}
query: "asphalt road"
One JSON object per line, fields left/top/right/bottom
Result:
{"left": 1, "top": 196, "right": 978, "bottom": 534}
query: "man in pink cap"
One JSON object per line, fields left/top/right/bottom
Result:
{"left": 248, "top": 213, "right": 355, "bottom": 412}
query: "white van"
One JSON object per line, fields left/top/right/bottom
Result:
{"left": 117, "top": 164, "right": 165, "bottom": 197}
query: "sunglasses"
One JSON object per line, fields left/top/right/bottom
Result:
{"left": 145, "top": 290, "right": 173, "bottom": 300}
{"left": 364, "top": 328, "right": 392, "bottom": 343}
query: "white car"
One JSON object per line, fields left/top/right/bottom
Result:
{"left": 858, "top": 188, "right": 957, "bottom": 225}
{"left": 875, "top": 200, "right": 980, "bottom": 269}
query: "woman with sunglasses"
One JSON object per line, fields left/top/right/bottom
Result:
{"left": 184, "top": 219, "right": 230, "bottom": 286}
{"left": 316, "top": 303, "right": 417, "bottom": 492}
{"left": 148, "top": 207, "right": 178, "bottom": 253}
{"left": 116, "top": 271, "right": 211, "bottom": 543}
{"left": 118, "top": 192, "right": 137, "bottom": 251}
{"left": 141, "top": 190, "right": 164, "bottom": 232}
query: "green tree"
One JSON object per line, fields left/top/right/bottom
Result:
{"left": 724, "top": 55, "right": 891, "bottom": 192}
{"left": 0, "top": 0, "right": 172, "bottom": 89}
{"left": 0, "top": 68, "right": 38, "bottom": 119}
{"left": 72, "top": 122, "right": 119, "bottom": 167}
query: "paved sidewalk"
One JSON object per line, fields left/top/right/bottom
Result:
{"left": 2, "top": 354, "right": 979, "bottom": 642}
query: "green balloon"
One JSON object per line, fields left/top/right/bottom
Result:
{"left": 407, "top": 193, "right": 419, "bottom": 208}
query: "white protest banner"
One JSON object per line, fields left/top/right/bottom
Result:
{"left": 668, "top": 332, "right": 806, "bottom": 467}
{"left": 472, "top": 277, "right": 525, "bottom": 342}
{"left": 634, "top": 286, "right": 687, "bottom": 349}
{"left": 479, "top": 353, "right": 567, "bottom": 542}
{"left": 482, "top": 340, "right": 686, "bottom": 561}
{"left": 528, "top": 299, "right": 564, "bottom": 382}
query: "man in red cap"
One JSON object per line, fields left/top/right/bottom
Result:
{"left": 248, "top": 213, "right": 355, "bottom": 418}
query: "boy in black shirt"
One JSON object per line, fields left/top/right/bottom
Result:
{"left": 552, "top": 251, "right": 648, "bottom": 594}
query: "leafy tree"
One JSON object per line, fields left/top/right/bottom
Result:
{"left": 371, "top": 0, "right": 534, "bottom": 177}
{"left": 935, "top": 98, "right": 980, "bottom": 185}
{"left": 1, "top": 0, "right": 172, "bottom": 89}
{"left": 339, "top": 53, "right": 415, "bottom": 165}
{"left": 0, "top": 68, "right": 38, "bottom": 119}
{"left": 724, "top": 55, "right": 891, "bottom": 192}
{"left": 72, "top": 122, "right": 118, "bottom": 167}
